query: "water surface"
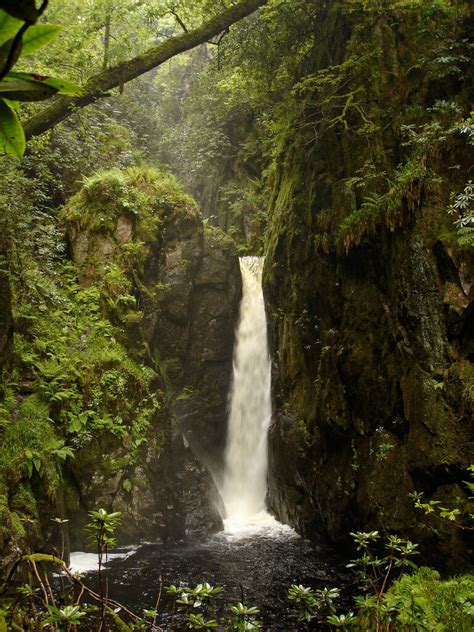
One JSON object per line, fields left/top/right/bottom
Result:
{"left": 76, "top": 516, "right": 350, "bottom": 630}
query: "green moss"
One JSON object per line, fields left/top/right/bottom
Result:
{"left": 10, "top": 483, "right": 38, "bottom": 518}
{"left": 64, "top": 165, "right": 199, "bottom": 241}
{"left": 8, "top": 511, "right": 26, "bottom": 541}
{"left": 0, "top": 496, "right": 27, "bottom": 551}
{"left": 287, "top": 418, "right": 312, "bottom": 459}
{"left": 447, "top": 360, "right": 474, "bottom": 411}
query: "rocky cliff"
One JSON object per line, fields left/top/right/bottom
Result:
{"left": 264, "top": 0, "right": 473, "bottom": 570}
{"left": 0, "top": 167, "right": 240, "bottom": 562}
{"left": 63, "top": 166, "right": 241, "bottom": 547}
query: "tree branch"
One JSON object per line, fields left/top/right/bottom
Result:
{"left": 170, "top": 9, "right": 188, "bottom": 33}
{"left": 24, "top": 0, "right": 267, "bottom": 139}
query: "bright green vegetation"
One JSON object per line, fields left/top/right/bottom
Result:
{"left": 290, "top": 570, "right": 474, "bottom": 631}
{"left": 377, "top": 568, "right": 474, "bottom": 631}
{"left": 289, "top": 528, "right": 474, "bottom": 630}
{"left": 0, "top": 240, "right": 159, "bottom": 546}
{"left": 0, "top": 164, "right": 200, "bottom": 553}
{"left": 66, "top": 166, "right": 198, "bottom": 235}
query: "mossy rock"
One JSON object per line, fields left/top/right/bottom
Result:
{"left": 65, "top": 166, "right": 199, "bottom": 236}
{"left": 64, "top": 166, "right": 201, "bottom": 287}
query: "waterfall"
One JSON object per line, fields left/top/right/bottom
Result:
{"left": 221, "top": 256, "right": 272, "bottom": 526}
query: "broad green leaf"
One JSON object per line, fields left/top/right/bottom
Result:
{"left": 0, "top": 1, "right": 38, "bottom": 23}
{"left": 0, "top": 78, "right": 58, "bottom": 101}
{"left": 40, "top": 76, "right": 83, "bottom": 96}
{"left": 0, "top": 9, "right": 22, "bottom": 46}
{"left": 20, "top": 24, "right": 62, "bottom": 57}
{"left": 0, "top": 98, "right": 24, "bottom": 158}
{"left": 8, "top": 71, "right": 83, "bottom": 95}
{"left": 2, "top": 97, "right": 18, "bottom": 110}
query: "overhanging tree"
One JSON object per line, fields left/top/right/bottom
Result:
{"left": 24, "top": 0, "right": 268, "bottom": 139}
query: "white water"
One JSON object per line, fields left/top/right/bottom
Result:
{"left": 68, "top": 548, "right": 136, "bottom": 573}
{"left": 220, "top": 257, "right": 275, "bottom": 532}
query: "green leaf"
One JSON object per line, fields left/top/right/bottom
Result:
{"left": 0, "top": 98, "right": 24, "bottom": 158}
{"left": 67, "top": 416, "right": 83, "bottom": 433}
{"left": 20, "top": 24, "right": 62, "bottom": 56}
{"left": 0, "top": 9, "right": 22, "bottom": 46}
{"left": 0, "top": 1, "right": 38, "bottom": 23}
{"left": 8, "top": 71, "right": 83, "bottom": 96}
{"left": 3, "top": 97, "right": 19, "bottom": 110}
{"left": 0, "top": 78, "right": 58, "bottom": 101}
{"left": 39, "top": 76, "right": 82, "bottom": 96}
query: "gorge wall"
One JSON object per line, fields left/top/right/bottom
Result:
{"left": 0, "top": 167, "right": 240, "bottom": 562}
{"left": 62, "top": 167, "right": 241, "bottom": 548}
{"left": 264, "top": 1, "right": 473, "bottom": 570}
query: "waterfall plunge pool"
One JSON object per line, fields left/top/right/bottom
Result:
{"left": 70, "top": 518, "right": 350, "bottom": 631}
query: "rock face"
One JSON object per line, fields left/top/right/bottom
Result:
{"left": 263, "top": 3, "right": 473, "bottom": 570}
{"left": 155, "top": 227, "right": 242, "bottom": 480}
{"left": 63, "top": 168, "right": 241, "bottom": 546}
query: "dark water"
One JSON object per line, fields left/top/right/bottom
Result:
{"left": 79, "top": 521, "right": 351, "bottom": 631}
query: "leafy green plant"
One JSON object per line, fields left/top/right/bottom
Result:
{"left": 345, "top": 530, "right": 419, "bottom": 630}
{"left": 410, "top": 465, "right": 474, "bottom": 532}
{"left": 288, "top": 583, "right": 341, "bottom": 624}
{"left": 447, "top": 181, "right": 474, "bottom": 250}
{"left": 45, "top": 604, "right": 86, "bottom": 628}
{"left": 187, "top": 612, "right": 218, "bottom": 629}
{"left": 165, "top": 582, "right": 263, "bottom": 630}
{"left": 327, "top": 611, "right": 357, "bottom": 629}
{"left": 0, "top": 5, "right": 82, "bottom": 158}
{"left": 168, "top": 581, "right": 223, "bottom": 616}
{"left": 87, "top": 508, "right": 122, "bottom": 629}
{"left": 228, "top": 602, "right": 261, "bottom": 630}
{"left": 356, "top": 567, "right": 474, "bottom": 631}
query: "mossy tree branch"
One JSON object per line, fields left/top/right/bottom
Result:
{"left": 24, "top": 0, "right": 267, "bottom": 139}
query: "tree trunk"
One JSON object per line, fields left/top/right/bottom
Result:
{"left": 24, "top": 0, "right": 267, "bottom": 139}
